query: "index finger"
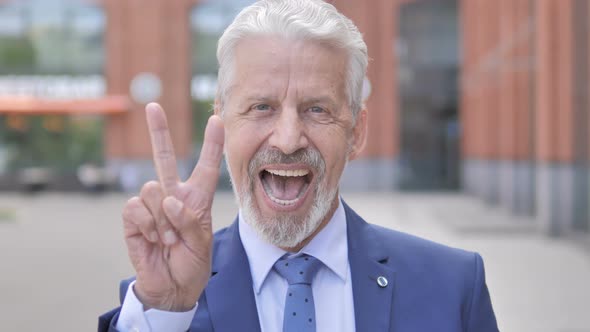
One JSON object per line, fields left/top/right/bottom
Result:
{"left": 146, "top": 103, "right": 179, "bottom": 195}
{"left": 186, "top": 115, "right": 225, "bottom": 193}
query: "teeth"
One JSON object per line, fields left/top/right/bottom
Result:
{"left": 265, "top": 169, "right": 309, "bottom": 177}
{"left": 268, "top": 194, "right": 300, "bottom": 206}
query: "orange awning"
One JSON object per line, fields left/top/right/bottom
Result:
{"left": 0, "top": 95, "right": 131, "bottom": 115}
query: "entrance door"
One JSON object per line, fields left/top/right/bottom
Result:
{"left": 397, "top": 0, "right": 460, "bottom": 190}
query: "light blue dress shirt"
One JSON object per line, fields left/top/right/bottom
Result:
{"left": 116, "top": 199, "right": 355, "bottom": 332}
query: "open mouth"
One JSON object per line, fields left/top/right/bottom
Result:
{"left": 259, "top": 168, "right": 313, "bottom": 206}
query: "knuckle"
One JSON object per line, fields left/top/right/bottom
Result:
{"left": 122, "top": 206, "right": 135, "bottom": 223}
{"left": 156, "top": 148, "right": 176, "bottom": 161}
{"left": 122, "top": 197, "right": 141, "bottom": 221}
{"left": 146, "top": 180, "right": 160, "bottom": 188}
{"left": 194, "top": 208, "right": 211, "bottom": 221}
{"left": 126, "top": 196, "right": 141, "bottom": 205}
{"left": 140, "top": 181, "right": 162, "bottom": 197}
{"left": 200, "top": 166, "right": 219, "bottom": 178}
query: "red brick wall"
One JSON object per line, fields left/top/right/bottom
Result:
{"left": 535, "top": 0, "right": 576, "bottom": 163}
{"left": 334, "top": 0, "right": 399, "bottom": 159}
{"left": 103, "top": 0, "right": 193, "bottom": 159}
{"left": 459, "top": 0, "right": 584, "bottom": 164}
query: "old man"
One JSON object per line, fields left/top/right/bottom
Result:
{"left": 99, "top": 0, "right": 499, "bottom": 331}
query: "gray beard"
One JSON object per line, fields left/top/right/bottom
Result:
{"left": 227, "top": 147, "right": 338, "bottom": 248}
{"left": 238, "top": 178, "right": 337, "bottom": 248}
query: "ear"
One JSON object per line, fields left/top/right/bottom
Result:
{"left": 348, "top": 108, "right": 368, "bottom": 161}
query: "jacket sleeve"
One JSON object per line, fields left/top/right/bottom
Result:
{"left": 97, "top": 277, "right": 135, "bottom": 332}
{"left": 98, "top": 277, "right": 197, "bottom": 332}
{"left": 465, "top": 253, "right": 499, "bottom": 332}
{"left": 97, "top": 307, "right": 122, "bottom": 332}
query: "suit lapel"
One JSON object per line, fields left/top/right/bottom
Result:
{"left": 204, "top": 204, "right": 395, "bottom": 332}
{"left": 205, "top": 220, "right": 262, "bottom": 332}
{"left": 344, "top": 202, "right": 396, "bottom": 332}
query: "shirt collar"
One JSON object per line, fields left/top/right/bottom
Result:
{"left": 239, "top": 198, "right": 349, "bottom": 294}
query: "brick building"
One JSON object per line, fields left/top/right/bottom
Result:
{"left": 0, "top": 0, "right": 588, "bottom": 237}
{"left": 459, "top": 0, "right": 590, "bottom": 237}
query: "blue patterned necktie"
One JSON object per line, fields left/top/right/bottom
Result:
{"left": 273, "top": 254, "right": 322, "bottom": 332}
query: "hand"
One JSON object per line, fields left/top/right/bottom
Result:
{"left": 122, "top": 103, "right": 224, "bottom": 311}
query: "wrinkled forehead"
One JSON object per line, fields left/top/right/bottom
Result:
{"left": 228, "top": 36, "right": 348, "bottom": 102}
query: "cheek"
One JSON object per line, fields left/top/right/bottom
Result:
{"left": 225, "top": 127, "right": 266, "bottom": 171}
{"left": 313, "top": 131, "right": 350, "bottom": 174}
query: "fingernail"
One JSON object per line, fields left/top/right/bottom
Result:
{"left": 149, "top": 231, "right": 159, "bottom": 242}
{"left": 164, "top": 230, "right": 177, "bottom": 245}
{"left": 165, "top": 196, "right": 183, "bottom": 216}
{"left": 146, "top": 102, "right": 160, "bottom": 113}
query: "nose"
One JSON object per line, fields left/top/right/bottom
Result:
{"left": 268, "top": 107, "right": 309, "bottom": 155}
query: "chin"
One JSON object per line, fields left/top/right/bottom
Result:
{"left": 239, "top": 181, "right": 337, "bottom": 249}
{"left": 227, "top": 146, "right": 338, "bottom": 248}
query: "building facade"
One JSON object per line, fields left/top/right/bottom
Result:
{"left": 460, "top": 0, "right": 590, "bottom": 237}
{"left": 0, "top": 0, "right": 588, "bottom": 238}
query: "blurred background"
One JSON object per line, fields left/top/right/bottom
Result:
{"left": 0, "top": 0, "right": 589, "bottom": 331}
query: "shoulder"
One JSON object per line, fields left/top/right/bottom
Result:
{"left": 372, "top": 223, "right": 478, "bottom": 268}
{"left": 346, "top": 206, "right": 498, "bottom": 329}
{"left": 343, "top": 200, "right": 483, "bottom": 290}
{"left": 366, "top": 222, "right": 484, "bottom": 297}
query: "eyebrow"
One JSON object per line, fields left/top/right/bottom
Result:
{"left": 301, "top": 96, "right": 335, "bottom": 103}
{"left": 244, "top": 95, "right": 274, "bottom": 102}
{"left": 240, "top": 95, "right": 339, "bottom": 108}
{"left": 300, "top": 96, "right": 339, "bottom": 108}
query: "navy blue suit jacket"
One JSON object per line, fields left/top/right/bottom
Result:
{"left": 99, "top": 201, "right": 498, "bottom": 331}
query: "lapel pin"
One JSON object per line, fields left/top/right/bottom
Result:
{"left": 377, "top": 276, "right": 388, "bottom": 288}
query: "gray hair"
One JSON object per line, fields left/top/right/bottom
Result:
{"left": 216, "top": 0, "right": 368, "bottom": 120}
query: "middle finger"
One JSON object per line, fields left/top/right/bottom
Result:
{"left": 140, "top": 181, "right": 178, "bottom": 245}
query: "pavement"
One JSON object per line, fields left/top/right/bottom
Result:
{"left": 0, "top": 191, "right": 589, "bottom": 331}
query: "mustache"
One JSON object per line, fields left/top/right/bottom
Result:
{"left": 248, "top": 148, "right": 325, "bottom": 178}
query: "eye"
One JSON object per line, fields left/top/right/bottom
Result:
{"left": 308, "top": 106, "right": 326, "bottom": 114}
{"left": 252, "top": 104, "right": 272, "bottom": 112}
